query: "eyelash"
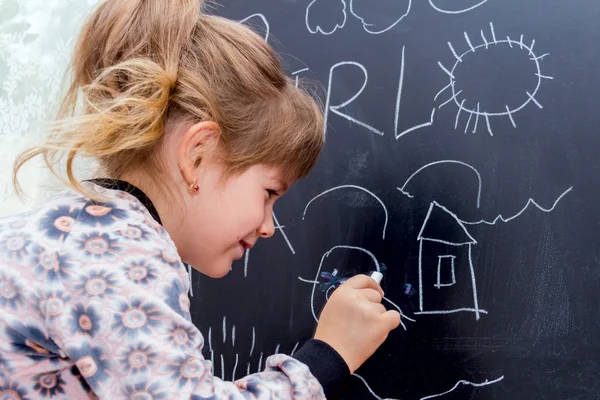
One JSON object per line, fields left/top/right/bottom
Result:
{"left": 267, "top": 189, "right": 279, "bottom": 198}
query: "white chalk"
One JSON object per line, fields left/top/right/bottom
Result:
{"left": 370, "top": 271, "right": 383, "bottom": 285}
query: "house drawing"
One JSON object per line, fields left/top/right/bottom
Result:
{"left": 415, "top": 201, "right": 487, "bottom": 319}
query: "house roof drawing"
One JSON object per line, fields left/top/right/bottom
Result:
{"left": 418, "top": 201, "right": 477, "bottom": 245}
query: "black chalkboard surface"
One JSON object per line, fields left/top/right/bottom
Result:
{"left": 189, "top": 1, "right": 600, "bottom": 398}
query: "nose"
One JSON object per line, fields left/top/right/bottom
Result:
{"left": 259, "top": 211, "right": 275, "bottom": 238}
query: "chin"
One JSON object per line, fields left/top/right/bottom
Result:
{"left": 206, "top": 267, "right": 231, "bottom": 279}
{"left": 187, "top": 261, "right": 232, "bottom": 279}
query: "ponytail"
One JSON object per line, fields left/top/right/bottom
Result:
{"left": 14, "top": 0, "right": 325, "bottom": 201}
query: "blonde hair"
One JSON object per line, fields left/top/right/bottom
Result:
{"left": 13, "top": 0, "right": 324, "bottom": 199}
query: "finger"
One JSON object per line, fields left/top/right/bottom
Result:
{"left": 361, "top": 288, "right": 383, "bottom": 303}
{"left": 344, "top": 274, "right": 383, "bottom": 294}
{"left": 372, "top": 303, "right": 387, "bottom": 315}
{"left": 380, "top": 310, "right": 401, "bottom": 330}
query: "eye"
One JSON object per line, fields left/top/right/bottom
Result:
{"left": 266, "top": 189, "right": 280, "bottom": 199}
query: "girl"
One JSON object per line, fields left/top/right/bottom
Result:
{"left": 1, "top": 0, "right": 401, "bottom": 398}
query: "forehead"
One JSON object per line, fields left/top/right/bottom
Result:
{"left": 254, "top": 164, "right": 289, "bottom": 188}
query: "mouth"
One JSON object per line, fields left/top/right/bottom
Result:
{"left": 239, "top": 240, "right": 253, "bottom": 250}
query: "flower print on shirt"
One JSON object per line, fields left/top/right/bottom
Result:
{"left": 67, "top": 341, "right": 112, "bottom": 390}
{"left": 4, "top": 323, "right": 60, "bottom": 362}
{"left": 66, "top": 303, "right": 102, "bottom": 337}
{"left": 164, "top": 322, "right": 199, "bottom": 352}
{"left": 0, "top": 378, "right": 31, "bottom": 400}
{"left": 121, "top": 258, "right": 158, "bottom": 286}
{"left": 154, "top": 248, "right": 181, "bottom": 269}
{"left": 110, "top": 296, "right": 162, "bottom": 340}
{"left": 0, "top": 270, "right": 26, "bottom": 310}
{"left": 0, "top": 232, "right": 32, "bottom": 265}
{"left": 30, "top": 246, "right": 77, "bottom": 283}
{"left": 119, "top": 224, "right": 153, "bottom": 243}
{"left": 72, "top": 268, "right": 121, "bottom": 299}
{"left": 79, "top": 201, "right": 129, "bottom": 228}
{"left": 118, "top": 343, "right": 158, "bottom": 376}
{"left": 164, "top": 355, "right": 207, "bottom": 389}
{"left": 162, "top": 278, "right": 191, "bottom": 318}
{"left": 73, "top": 231, "right": 124, "bottom": 262}
{"left": 123, "top": 381, "right": 167, "bottom": 400}
{"left": 38, "top": 289, "right": 71, "bottom": 321}
{"left": 144, "top": 215, "right": 164, "bottom": 234}
{"left": 31, "top": 371, "right": 66, "bottom": 398}
{"left": 8, "top": 218, "right": 28, "bottom": 230}
{"left": 38, "top": 204, "right": 80, "bottom": 242}
{"left": 31, "top": 287, "right": 71, "bottom": 321}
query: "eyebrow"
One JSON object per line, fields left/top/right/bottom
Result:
{"left": 277, "top": 180, "right": 289, "bottom": 192}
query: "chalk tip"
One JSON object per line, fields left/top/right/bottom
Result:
{"left": 369, "top": 271, "right": 383, "bottom": 285}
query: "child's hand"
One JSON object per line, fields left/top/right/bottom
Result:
{"left": 314, "top": 274, "right": 401, "bottom": 373}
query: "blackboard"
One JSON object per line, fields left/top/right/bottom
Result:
{"left": 189, "top": 1, "right": 600, "bottom": 398}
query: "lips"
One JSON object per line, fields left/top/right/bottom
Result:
{"left": 239, "top": 240, "right": 253, "bottom": 249}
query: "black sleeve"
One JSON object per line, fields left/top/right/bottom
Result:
{"left": 292, "top": 339, "right": 350, "bottom": 397}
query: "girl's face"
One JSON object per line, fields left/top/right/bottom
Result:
{"left": 173, "top": 161, "right": 287, "bottom": 278}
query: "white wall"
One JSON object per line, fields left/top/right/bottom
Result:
{"left": 0, "top": 0, "right": 97, "bottom": 216}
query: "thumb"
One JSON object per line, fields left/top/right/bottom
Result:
{"left": 381, "top": 310, "right": 401, "bottom": 330}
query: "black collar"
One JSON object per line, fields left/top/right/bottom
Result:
{"left": 86, "top": 179, "right": 162, "bottom": 225}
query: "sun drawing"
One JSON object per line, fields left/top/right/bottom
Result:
{"left": 435, "top": 22, "right": 554, "bottom": 135}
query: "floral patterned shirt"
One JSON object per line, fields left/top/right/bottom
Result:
{"left": 0, "top": 181, "right": 348, "bottom": 399}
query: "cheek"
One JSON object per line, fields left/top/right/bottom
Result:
{"left": 224, "top": 197, "right": 266, "bottom": 237}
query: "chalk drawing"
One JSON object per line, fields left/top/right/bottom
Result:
{"left": 460, "top": 187, "right": 573, "bottom": 225}
{"left": 324, "top": 61, "right": 384, "bottom": 136}
{"left": 243, "top": 248, "right": 250, "bottom": 278}
{"left": 242, "top": 213, "right": 294, "bottom": 278}
{"left": 420, "top": 375, "right": 505, "bottom": 399}
{"left": 303, "top": 185, "right": 388, "bottom": 239}
{"left": 352, "top": 373, "right": 398, "bottom": 400}
{"left": 429, "top": 0, "right": 490, "bottom": 14}
{"left": 435, "top": 255, "right": 457, "bottom": 288}
{"left": 232, "top": 353, "right": 239, "bottom": 380}
{"left": 397, "top": 160, "right": 482, "bottom": 209}
{"left": 298, "top": 245, "right": 414, "bottom": 330}
{"left": 402, "top": 165, "right": 571, "bottom": 319}
{"left": 209, "top": 325, "right": 304, "bottom": 379}
{"left": 291, "top": 341, "right": 300, "bottom": 356}
{"left": 208, "top": 326, "right": 214, "bottom": 369}
{"left": 395, "top": 45, "right": 440, "bottom": 140}
{"left": 306, "top": 0, "right": 410, "bottom": 36}
{"left": 394, "top": 46, "right": 407, "bottom": 137}
{"left": 239, "top": 13, "right": 270, "bottom": 42}
{"left": 416, "top": 201, "right": 487, "bottom": 319}
{"left": 292, "top": 67, "right": 310, "bottom": 88}
{"left": 305, "top": 0, "right": 347, "bottom": 35}
{"left": 220, "top": 354, "right": 225, "bottom": 380}
{"left": 273, "top": 211, "right": 295, "bottom": 254}
{"left": 250, "top": 326, "right": 255, "bottom": 357}
{"left": 397, "top": 22, "right": 552, "bottom": 139}
{"left": 187, "top": 264, "right": 194, "bottom": 297}
{"left": 437, "top": 22, "right": 553, "bottom": 135}
{"left": 353, "top": 372, "right": 504, "bottom": 400}
{"left": 257, "top": 352, "right": 263, "bottom": 372}
{"left": 349, "top": 0, "right": 411, "bottom": 35}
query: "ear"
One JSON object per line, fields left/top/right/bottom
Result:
{"left": 178, "top": 121, "right": 220, "bottom": 185}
